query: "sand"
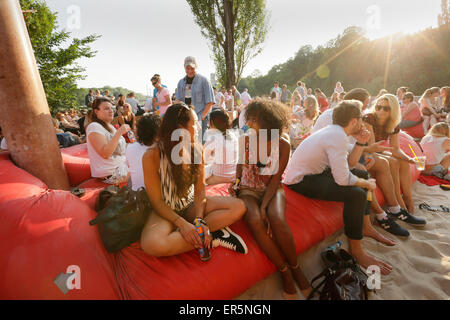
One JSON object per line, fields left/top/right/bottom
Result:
{"left": 235, "top": 181, "right": 450, "bottom": 300}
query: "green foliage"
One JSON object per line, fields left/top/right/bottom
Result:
{"left": 20, "top": 0, "right": 99, "bottom": 114}
{"left": 186, "top": 0, "right": 269, "bottom": 88}
{"left": 240, "top": 26, "right": 450, "bottom": 97}
{"left": 75, "top": 87, "right": 148, "bottom": 107}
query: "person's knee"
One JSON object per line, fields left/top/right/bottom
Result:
{"left": 346, "top": 186, "right": 366, "bottom": 205}
{"left": 231, "top": 199, "right": 246, "bottom": 220}
{"left": 267, "top": 211, "right": 287, "bottom": 231}
{"left": 376, "top": 156, "right": 390, "bottom": 171}
{"left": 388, "top": 157, "right": 399, "bottom": 170}
{"left": 244, "top": 208, "right": 264, "bottom": 230}
{"left": 141, "top": 235, "right": 169, "bottom": 257}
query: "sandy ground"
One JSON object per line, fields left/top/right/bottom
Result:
{"left": 235, "top": 181, "right": 450, "bottom": 300}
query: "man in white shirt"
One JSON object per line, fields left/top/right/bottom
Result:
{"left": 269, "top": 81, "right": 282, "bottom": 101}
{"left": 284, "top": 100, "right": 393, "bottom": 275}
{"left": 311, "top": 88, "right": 411, "bottom": 238}
{"left": 239, "top": 88, "right": 252, "bottom": 129}
{"left": 213, "top": 87, "right": 225, "bottom": 110}
{"left": 240, "top": 88, "right": 252, "bottom": 107}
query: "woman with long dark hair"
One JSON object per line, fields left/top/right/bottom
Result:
{"left": 140, "top": 103, "right": 248, "bottom": 257}
{"left": 204, "top": 109, "right": 238, "bottom": 185}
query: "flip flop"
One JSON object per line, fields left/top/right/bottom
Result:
{"left": 419, "top": 202, "right": 450, "bottom": 213}
{"left": 440, "top": 184, "right": 450, "bottom": 191}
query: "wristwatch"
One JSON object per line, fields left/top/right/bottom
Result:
{"left": 356, "top": 142, "right": 368, "bottom": 147}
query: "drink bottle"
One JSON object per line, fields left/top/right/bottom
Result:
{"left": 193, "top": 218, "right": 211, "bottom": 261}
{"left": 327, "top": 241, "right": 342, "bottom": 251}
{"left": 127, "top": 130, "right": 136, "bottom": 143}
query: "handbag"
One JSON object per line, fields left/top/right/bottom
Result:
{"left": 89, "top": 185, "right": 152, "bottom": 252}
{"left": 307, "top": 248, "right": 370, "bottom": 300}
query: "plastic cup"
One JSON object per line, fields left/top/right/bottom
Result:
{"left": 414, "top": 156, "right": 426, "bottom": 171}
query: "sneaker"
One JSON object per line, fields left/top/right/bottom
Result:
{"left": 211, "top": 227, "right": 248, "bottom": 254}
{"left": 375, "top": 216, "right": 410, "bottom": 237}
{"left": 386, "top": 208, "right": 426, "bottom": 226}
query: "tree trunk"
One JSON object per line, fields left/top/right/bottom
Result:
{"left": 223, "top": 0, "right": 235, "bottom": 88}
{"left": 0, "top": 0, "right": 70, "bottom": 190}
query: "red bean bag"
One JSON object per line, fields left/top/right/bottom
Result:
{"left": 60, "top": 144, "right": 89, "bottom": 158}
{"left": 402, "top": 124, "right": 424, "bottom": 140}
{"left": 0, "top": 132, "right": 421, "bottom": 299}
{"left": 96, "top": 183, "right": 345, "bottom": 300}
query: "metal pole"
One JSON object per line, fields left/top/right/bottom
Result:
{"left": 0, "top": 0, "right": 70, "bottom": 190}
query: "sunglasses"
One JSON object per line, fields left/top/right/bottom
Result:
{"left": 375, "top": 105, "right": 391, "bottom": 112}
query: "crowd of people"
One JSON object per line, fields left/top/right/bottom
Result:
{"left": 1, "top": 55, "right": 449, "bottom": 300}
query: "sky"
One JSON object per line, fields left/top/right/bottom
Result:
{"left": 44, "top": 0, "right": 442, "bottom": 96}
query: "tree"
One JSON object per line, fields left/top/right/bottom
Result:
{"left": 186, "top": 0, "right": 269, "bottom": 88}
{"left": 20, "top": 0, "right": 99, "bottom": 114}
{"left": 239, "top": 25, "right": 450, "bottom": 97}
{"left": 438, "top": 0, "right": 449, "bottom": 27}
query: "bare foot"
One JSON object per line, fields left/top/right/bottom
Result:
{"left": 351, "top": 250, "right": 393, "bottom": 275}
{"left": 300, "top": 287, "right": 313, "bottom": 300}
{"left": 363, "top": 225, "right": 396, "bottom": 246}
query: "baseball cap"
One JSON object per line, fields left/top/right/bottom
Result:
{"left": 184, "top": 56, "right": 197, "bottom": 69}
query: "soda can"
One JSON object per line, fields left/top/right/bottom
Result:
{"left": 193, "top": 218, "right": 211, "bottom": 261}
{"left": 127, "top": 130, "right": 137, "bottom": 143}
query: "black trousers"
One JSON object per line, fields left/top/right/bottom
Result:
{"left": 287, "top": 168, "right": 370, "bottom": 240}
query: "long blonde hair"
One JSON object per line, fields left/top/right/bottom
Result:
{"left": 370, "top": 93, "right": 401, "bottom": 134}
{"left": 304, "top": 96, "right": 319, "bottom": 120}
{"left": 427, "top": 122, "right": 450, "bottom": 138}
{"left": 419, "top": 87, "right": 439, "bottom": 104}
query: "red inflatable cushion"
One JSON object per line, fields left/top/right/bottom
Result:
{"left": 0, "top": 162, "right": 119, "bottom": 300}
{"left": 104, "top": 183, "right": 344, "bottom": 299}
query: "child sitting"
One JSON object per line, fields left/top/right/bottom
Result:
{"left": 420, "top": 122, "right": 450, "bottom": 180}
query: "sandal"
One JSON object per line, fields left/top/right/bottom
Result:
{"left": 419, "top": 202, "right": 450, "bottom": 213}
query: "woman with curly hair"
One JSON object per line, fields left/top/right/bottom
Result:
{"left": 140, "top": 103, "right": 248, "bottom": 257}
{"left": 230, "top": 98, "right": 312, "bottom": 299}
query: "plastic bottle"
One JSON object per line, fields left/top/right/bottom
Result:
{"left": 193, "top": 218, "right": 211, "bottom": 261}
{"left": 327, "top": 241, "right": 342, "bottom": 251}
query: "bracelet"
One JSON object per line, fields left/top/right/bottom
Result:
{"left": 356, "top": 142, "right": 368, "bottom": 147}
{"left": 195, "top": 217, "right": 207, "bottom": 226}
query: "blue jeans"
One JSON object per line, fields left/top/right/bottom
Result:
{"left": 197, "top": 111, "right": 209, "bottom": 144}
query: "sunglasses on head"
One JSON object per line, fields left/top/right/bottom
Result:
{"left": 375, "top": 105, "right": 391, "bottom": 112}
